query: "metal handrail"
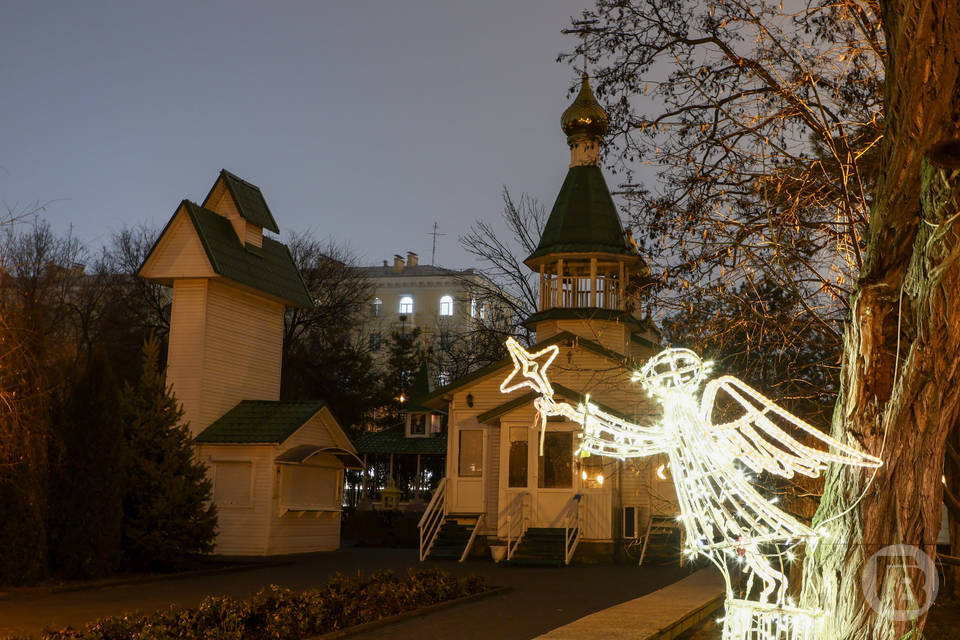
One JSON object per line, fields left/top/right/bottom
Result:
{"left": 418, "top": 478, "right": 446, "bottom": 561}
{"left": 505, "top": 492, "right": 529, "bottom": 561}
{"left": 459, "top": 513, "right": 484, "bottom": 562}
{"left": 564, "top": 494, "right": 583, "bottom": 565}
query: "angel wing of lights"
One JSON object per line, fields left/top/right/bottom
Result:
{"left": 499, "top": 340, "right": 883, "bottom": 640}
{"left": 700, "top": 375, "right": 882, "bottom": 479}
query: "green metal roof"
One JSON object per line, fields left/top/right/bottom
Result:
{"left": 182, "top": 201, "right": 313, "bottom": 308}
{"left": 215, "top": 170, "right": 280, "bottom": 233}
{"left": 476, "top": 383, "right": 638, "bottom": 426}
{"left": 195, "top": 400, "right": 329, "bottom": 443}
{"left": 527, "top": 166, "right": 634, "bottom": 262}
{"left": 419, "top": 330, "right": 637, "bottom": 408}
{"left": 353, "top": 431, "right": 447, "bottom": 455}
{"left": 477, "top": 392, "right": 538, "bottom": 424}
{"left": 522, "top": 307, "right": 649, "bottom": 331}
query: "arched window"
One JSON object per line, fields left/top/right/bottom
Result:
{"left": 371, "top": 297, "right": 382, "bottom": 317}
{"left": 398, "top": 296, "right": 414, "bottom": 314}
{"left": 439, "top": 295, "right": 454, "bottom": 316}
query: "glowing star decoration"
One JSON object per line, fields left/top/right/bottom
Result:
{"left": 500, "top": 339, "right": 560, "bottom": 454}
{"left": 500, "top": 338, "right": 883, "bottom": 640}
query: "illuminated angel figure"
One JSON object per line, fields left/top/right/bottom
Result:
{"left": 501, "top": 338, "right": 882, "bottom": 640}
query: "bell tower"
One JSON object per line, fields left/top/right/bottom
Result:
{"left": 524, "top": 74, "right": 655, "bottom": 354}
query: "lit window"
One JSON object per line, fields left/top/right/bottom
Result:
{"left": 439, "top": 295, "right": 454, "bottom": 316}
{"left": 371, "top": 297, "right": 382, "bottom": 317}
{"left": 409, "top": 413, "right": 427, "bottom": 435}
{"left": 470, "top": 298, "right": 477, "bottom": 318}
{"left": 399, "top": 296, "right": 414, "bottom": 314}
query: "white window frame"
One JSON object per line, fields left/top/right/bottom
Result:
{"left": 438, "top": 295, "right": 454, "bottom": 316}
{"left": 371, "top": 297, "right": 382, "bottom": 317}
{"left": 398, "top": 295, "right": 414, "bottom": 314}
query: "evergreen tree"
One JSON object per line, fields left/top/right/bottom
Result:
{"left": 48, "top": 348, "right": 125, "bottom": 578}
{"left": 384, "top": 328, "right": 425, "bottom": 417}
{"left": 121, "top": 334, "right": 217, "bottom": 570}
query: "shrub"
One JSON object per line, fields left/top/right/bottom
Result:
{"left": 4, "top": 568, "right": 488, "bottom": 640}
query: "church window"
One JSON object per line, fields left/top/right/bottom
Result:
{"left": 539, "top": 431, "right": 573, "bottom": 488}
{"left": 508, "top": 427, "right": 528, "bottom": 488}
{"left": 458, "top": 430, "right": 482, "bottom": 477}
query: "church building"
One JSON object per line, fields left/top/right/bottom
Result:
{"left": 418, "top": 74, "right": 680, "bottom": 564}
{"left": 139, "top": 170, "right": 362, "bottom": 555}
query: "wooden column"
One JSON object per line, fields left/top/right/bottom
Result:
{"left": 557, "top": 258, "right": 564, "bottom": 307}
{"left": 415, "top": 454, "right": 422, "bottom": 496}
{"left": 539, "top": 264, "right": 546, "bottom": 310}
{"left": 590, "top": 258, "right": 597, "bottom": 307}
{"left": 361, "top": 453, "right": 368, "bottom": 498}
{"left": 618, "top": 261, "right": 625, "bottom": 309}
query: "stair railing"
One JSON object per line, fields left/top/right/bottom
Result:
{"left": 459, "top": 513, "right": 484, "bottom": 562}
{"left": 564, "top": 494, "right": 584, "bottom": 565}
{"left": 418, "top": 478, "right": 446, "bottom": 561}
{"left": 505, "top": 491, "right": 529, "bottom": 561}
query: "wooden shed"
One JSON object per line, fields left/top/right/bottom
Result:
{"left": 196, "top": 400, "right": 361, "bottom": 555}
{"left": 139, "top": 169, "right": 360, "bottom": 555}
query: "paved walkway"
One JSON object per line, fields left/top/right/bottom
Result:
{"left": 0, "top": 548, "right": 690, "bottom": 638}
{"left": 533, "top": 569, "right": 724, "bottom": 640}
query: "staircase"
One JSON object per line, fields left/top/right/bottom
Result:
{"left": 425, "top": 514, "right": 483, "bottom": 561}
{"left": 502, "top": 527, "right": 569, "bottom": 566}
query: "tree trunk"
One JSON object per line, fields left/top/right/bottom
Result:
{"left": 801, "top": 2, "right": 960, "bottom": 638}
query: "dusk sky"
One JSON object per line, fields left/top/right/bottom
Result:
{"left": 1, "top": 1, "right": 622, "bottom": 269}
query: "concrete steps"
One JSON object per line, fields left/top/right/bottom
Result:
{"left": 503, "top": 527, "right": 569, "bottom": 567}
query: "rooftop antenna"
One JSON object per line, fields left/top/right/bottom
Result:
{"left": 562, "top": 19, "right": 599, "bottom": 75}
{"left": 427, "top": 222, "right": 447, "bottom": 265}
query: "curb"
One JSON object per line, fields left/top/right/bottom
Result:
{"left": 647, "top": 593, "right": 724, "bottom": 640}
{"left": 307, "top": 585, "right": 511, "bottom": 640}
{"left": 0, "top": 560, "right": 296, "bottom": 598}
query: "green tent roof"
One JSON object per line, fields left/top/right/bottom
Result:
{"left": 215, "top": 170, "right": 280, "bottom": 233}
{"left": 527, "top": 165, "right": 633, "bottom": 262}
{"left": 195, "top": 400, "right": 329, "bottom": 443}
{"left": 353, "top": 431, "right": 447, "bottom": 455}
{"left": 182, "top": 201, "right": 313, "bottom": 307}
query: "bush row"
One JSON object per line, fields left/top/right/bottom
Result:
{"left": 8, "top": 568, "right": 488, "bottom": 640}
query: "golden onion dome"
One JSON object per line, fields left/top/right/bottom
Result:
{"left": 561, "top": 73, "right": 610, "bottom": 142}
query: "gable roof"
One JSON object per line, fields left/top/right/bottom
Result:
{"left": 526, "top": 165, "right": 635, "bottom": 263}
{"left": 353, "top": 430, "right": 447, "bottom": 455}
{"left": 420, "top": 330, "right": 636, "bottom": 409}
{"left": 140, "top": 200, "right": 313, "bottom": 308}
{"left": 476, "top": 383, "right": 635, "bottom": 425}
{"left": 195, "top": 400, "right": 333, "bottom": 444}
{"left": 205, "top": 170, "right": 280, "bottom": 233}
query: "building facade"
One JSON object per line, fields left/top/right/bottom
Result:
{"left": 357, "top": 254, "right": 512, "bottom": 382}
{"left": 139, "top": 170, "right": 361, "bottom": 555}
{"left": 419, "top": 75, "right": 679, "bottom": 563}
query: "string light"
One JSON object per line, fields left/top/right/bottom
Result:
{"left": 501, "top": 338, "right": 883, "bottom": 640}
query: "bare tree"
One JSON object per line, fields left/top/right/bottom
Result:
{"left": 570, "top": 0, "right": 883, "bottom": 408}
{"left": 459, "top": 188, "right": 547, "bottom": 346}
{"left": 281, "top": 231, "right": 381, "bottom": 428}
{"left": 569, "top": 0, "right": 960, "bottom": 635}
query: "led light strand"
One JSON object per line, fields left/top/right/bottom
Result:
{"left": 500, "top": 339, "right": 882, "bottom": 640}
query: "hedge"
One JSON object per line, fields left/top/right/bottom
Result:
{"left": 6, "top": 568, "right": 488, "bottom": 640}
